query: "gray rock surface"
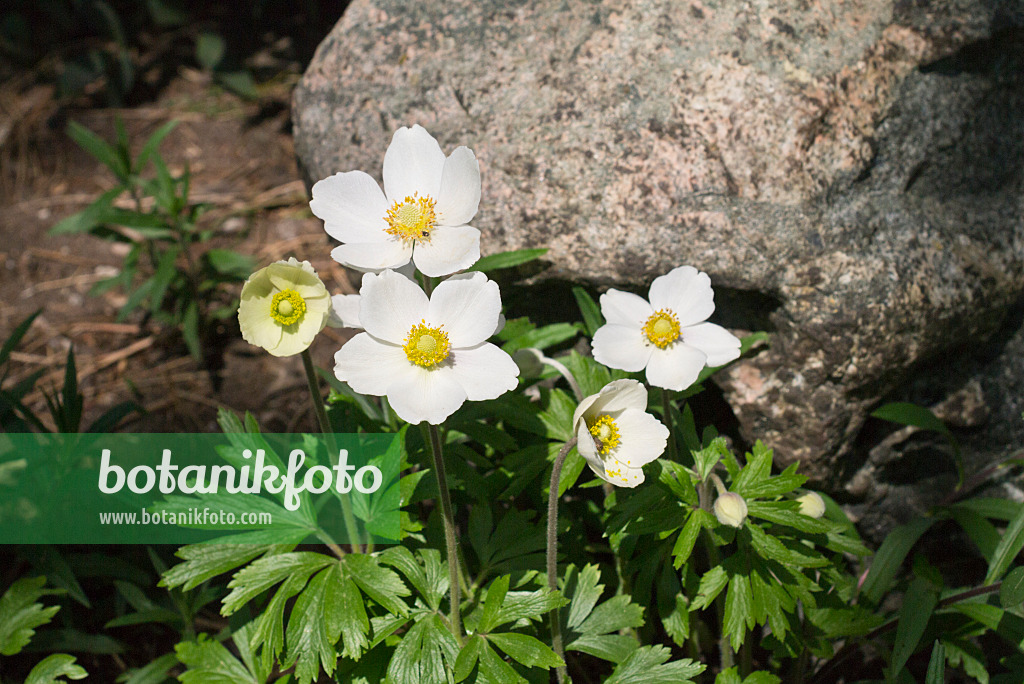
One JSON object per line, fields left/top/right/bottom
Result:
{"left": 292, "top": 0, "right": 1024, "bottom": 487}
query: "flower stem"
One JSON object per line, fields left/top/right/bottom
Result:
{"left": 301, "top": 348, "right": 363, "bottom": 554}
{"left": 662, "top": 388, "right": 678, "bottom": 461}
{"left": 428, "top": 423, "right": 464, "bottom": 646}
{"left": 547, "top": 437, "right": 578, "bottom": 684}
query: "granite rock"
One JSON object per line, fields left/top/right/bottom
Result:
{"left": 292, "top": 0, "right": 1024, "bottom": 486}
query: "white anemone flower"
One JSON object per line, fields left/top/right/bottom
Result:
{"left": 311, "top": 125, "right": 481, "bottom": 277}
{"left": 333, "top": 269, "right": 518, "bottom": 425}
{"left": 591, "top": 266, "right": 742, "bottom": 391}
{"left": 572, "top": 379, "right": 669, "bottom": 488}
{"left": 237, "top": 258, "right": 330, "bottom": 357}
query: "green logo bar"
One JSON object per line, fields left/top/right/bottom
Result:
{"left": 0, "top": 432, "right": 400, "bottom": 544}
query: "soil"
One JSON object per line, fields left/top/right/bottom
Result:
{"left": 1, "top": 58, "right": 357, "bottom": 435}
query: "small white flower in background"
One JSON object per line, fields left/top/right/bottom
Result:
{"left": 238, "top": 258, "right": 330, "bottom": 357}
{"left": 333, "top": 269, "right": 518, "bottom": 425}
{"left": 572, "top": 379, "right": 669, "bottom": 488}
{"left": 714, "top": 492, "right": 748, "bottom": 528}
{"left": 311, "top": 125, "right": 482, "bottom": 277}
{"left": 591, "top": 266, "right": 742, "bottom": 391}
{"left": 797, "top": 492, "right": 826, "bottom": 519}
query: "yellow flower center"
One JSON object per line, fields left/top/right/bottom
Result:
{"left": 588, "top": 414, "right": 621, "bottom": 456}
{"left": 270, "top": 289, "right": 306, "bottom": 326}
{"left": 384, "top": 193, "right": 437, "bottom": 242}
{"left": 403, "top": 320, "right": 451, "bottom": 368}
{"left": 642, "top": 309, "right": 681, "bottom": 349}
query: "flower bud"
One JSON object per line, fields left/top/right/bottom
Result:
{"left": 713, "top": 492, "right": 748, "bottom": 528}
{"left": 512, "top": 348, "right": 545, "bottom": 378}
{"left": 797, "top": 492, "right": 826, "bottom": 519}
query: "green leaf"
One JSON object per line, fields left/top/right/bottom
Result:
{"left": 181, "top": 300, "right": 202, "bottom": 361}
{"left": 386, "top": 614, "right": 458, "bottom": 684}
{"left": 0, "top": 577, "right": 61, "bottom": 656}
{"left": 345, "top": 554, "right": 411, "bottom": 618}
{"left": 888, "top": 577, "right": 939, "bottom": 680}
{"left": 24, "top": 654, "right": 88, "bottom": 684}
{"left": 478, "top": 638, "right": 528, "bottom": 683}
{"left": 1001, "top": 566, "right": 1024, "bottom": 608}
{"left": 67, "top": 121, "right": 128, "bottom": 180}
{"left": 577, "top": 595, "right": 644, "bottom": 636}
{"left": 860, "top": 516, "right": 936, "bottom": 606}
{"left": 566, "top": 634, "right": 639, "bottom": 664}
{"left": 495, "top": 589, "right": 568, "bottom": 627}
{"left": 175, "top": 635, "right": 259, "bottom": 683}
{"left": 947, "top": 505, "right": 1001, "bottom": 563}
{"left": 723, "top": 569, "right": 754, "bottom": 651}
{"left": 454, "top": 634, "right": 486, "bottom": 682}
{"left": 925, "top": 640, "right": 945, "bottom": 684}
{"left": 160, "top": 544, "right": 283, "bottom": 592}
{"left": 196, "top": 32, "right": 226, "bottom": 71}
{"left": 690, "top": 565, "right": 729, "bottom": 612}
{"left": 205, "top": 249, "right": 256, "bottom": 280}
{"left": 566, "top": 565, "right": 603, "bottom": 631}
{"left": 469, "top": 248, "right": 548, "bottom": 273}
{"left": 715, "top": 668, "right": 742, "bottom": 684}
{"left": 283, "top": 565, "right": 346, "bottom": 682}
{"left": 804, "top": 606, "right": 885, "bottom": 639}
{"left": 1, "top": 309, "right": 41, "bottom": 368}
{"left": 872, "top": 402, "right": 952, "bottom": 436}
{"left": 605, "top": 645, "right": 704, "bottom": 683}
{"left": 667, "top": 522, "right": 705, "bottom": 571}
{"left": 50, "top": 187, "right": 123, "bottom": 235}
{"left": 379, "top": 547, "right": 447, "bottom": 613}
{"left": 479, "top": 575, "right": 510, "bottom": 634}
{"left": 502, "top": 322, "right": 579, "bottom": 354}
{"left": 745, "top": 501, "right": 832, "bottom": 534}
{"left": 573, "top": 286, "right": 604, "bottom": 337}
{"left": 986, "top": 501, "right": 1024, "bottom": 585}
{"left": 115, "top": 651, "right": 178, "bottom": 684}
{"left": 216, "top": 70, "right": 259, "bottom": 99}
{"left": 135, "top": 120, "right": 178, "bottom": 170}
{"left": 488, "top": 632, "right": 563, "bottom": 669}
{"left": 222, "top": 552, "right": 333, "bottom": 615}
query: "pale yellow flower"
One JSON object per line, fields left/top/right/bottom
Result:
{"left": 238, "top": 258, "right": 330, "bottom": 357}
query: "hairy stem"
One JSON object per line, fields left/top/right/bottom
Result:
{"left": 429, "top": 423, "right": 464, "bottom": 646}
{"left": 301, "top": 349, "right": 362, "bottom": 554}
{"left": 547, "top": 437, "right": 578, "bottom": 684}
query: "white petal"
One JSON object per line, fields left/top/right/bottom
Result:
{"left": 436, "top": 146, "right": 480, "bottom": 226}
{"left": 428, "top": 272, "right": 500, "bottom": 347}
{"left": 600, "top": 289, "right": 652, "bottom": 327}
{"left": 327, "top": 294, "right": 362, "bottom": 329}
{"left": 591, "top": 324, "right": 651, "bottom": 373}
{"left": 383, "top": 125, "right": 445, "bottom": 203}
{"left": 589, "top": 379, "right": 649, "bottom": 415}
{"left": 448, "top": 343, "right": 519, "bottom": 401}
{"left": 266, "top": 260, "right": 324, "bottom": 293}
{"left": 602, "top": 463, "right": 646, "bottom": 488}
{"left": 648, "top": 266, "right": 715, "bottom": 327}
{"left": 576, "top": 422, "right": 606, "bottom": 478}
{"left": 610, "top": 409, "right": 669, "bottom": 468}
{"left": 239, "top": 302, "right": 283, "bottom": 351}
{"left": 358, "top": 270, "right": 429, "bottom": 343}
{"left": 572, "top": 392, "right": 602, "bottom": 434}
{"left": 645, "top": 343, "right": 707, "bottom": 391}
{"left": 387, "top": 367, "right": 468, "bottom": 425}
{"left": 331, "top": 240, "right": 411, "bottom": 273}
{"left": 683, "top": 322, "right": 741, "bottom": 366}
{"left": 310, "top": 171, "right": 389, "bottom": 244}
{"left": 412, "top": 224, "right": 481, "bottom": 277}
{"left": 334, "top": 333, "right": 409, "bottom": 396}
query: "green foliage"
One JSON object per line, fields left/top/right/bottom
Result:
{"left": 0, "top": 311, "right": 138, "bottom": 433}
{"left": 52, "top": 120, "right": 254, "bottom": 361}
{"left": 0, "top": 576, "right": 88, "bottom": 682}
